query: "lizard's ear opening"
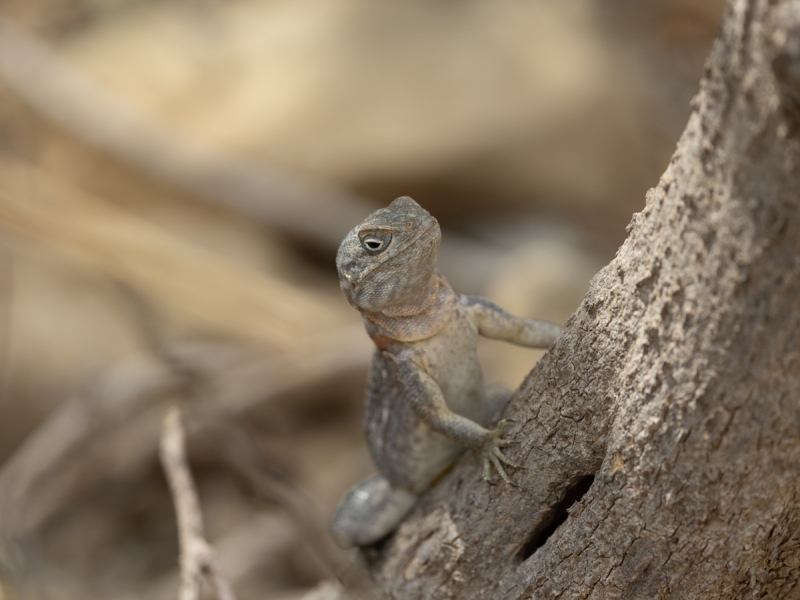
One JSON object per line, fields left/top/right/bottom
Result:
{"left": 360, "top": 231, "right": 392, "bottom": 255}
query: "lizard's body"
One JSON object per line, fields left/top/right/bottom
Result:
{"left": 331, "top": 197, "right": 561, "bottom": 548}
{"left": 366, "top": 289, "right": 495, "bottom": 492}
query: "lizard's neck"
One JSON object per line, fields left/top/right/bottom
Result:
{"left": 362, "top": 274, "right": 456, "bottom": 344}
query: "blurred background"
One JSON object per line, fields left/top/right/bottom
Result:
{"left": 0, "top": 1, "right": 724, "bottom": 598}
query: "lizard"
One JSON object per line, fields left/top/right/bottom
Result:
{"left": 330, "top": 196, "right": 562, "bottom": 548}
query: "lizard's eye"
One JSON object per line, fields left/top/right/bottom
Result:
{"left": 360, "top": 232, "right": 391, "bottom": 255}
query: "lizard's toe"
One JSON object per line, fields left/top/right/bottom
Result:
{"left": 492, "top": 446, "right": 520, "bottom": 469}
{"left": 489, "top": 454, "right": 516, "bottom": 486}
{"left": 480, "top": 420, "right": 521, "bottom": 485}
{"left": 482, "top": 456, "right": 494, "bottom": 483}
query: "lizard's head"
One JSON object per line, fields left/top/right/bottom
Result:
{"left": 336, "top": 196, "right": 441, "bottom": 314}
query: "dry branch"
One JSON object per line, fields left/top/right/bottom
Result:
{"left": 121, "top": 280, "right": 361, "bottom": 588}
{"left": 0, "top": 13, "right": 501, "bottom": 293}
{"left": 159, "top": 406, "right": 236, "bottom": 600}
{"left": 0, "top": 329, "right": 370, "bottom": 547}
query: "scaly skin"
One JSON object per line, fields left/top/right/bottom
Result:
{"left": 331, "top": 197, "right": 562, "bottom": 548}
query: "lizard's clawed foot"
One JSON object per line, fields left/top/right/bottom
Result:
{"left": 481, "top": 420, "right": 520, "bottom": 485}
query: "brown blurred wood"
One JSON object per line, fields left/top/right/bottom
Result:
{"left": 371, "top": 1, "right": 800, "bottom": 597}
{"left": 0, "top": 12, "right": 373, "bottom": 250}
{"left": 0, "top": 12, "right": 503, "bottom": 294}
{"left": 0, "top": 160, "right": 346, "bottom": 350}
{"left": 0, "top": 329, "right": 370, "bottom": 545}
{"left": 0, "top": 354, "right": 181, "bottom": 544}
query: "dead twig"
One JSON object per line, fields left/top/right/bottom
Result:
{"left": 120, "top": 280, "right": 358, "bottom": 584}
{"left": 193, "top": 415, "right": 346, "bottom": 575}
{"left": 142, "top": 511, "right": 298, "bottom": 600}
{"left": 0, "top": 329, "right": 370, "bottom": 553}
{"left": 159, "top": 406, "right": 236, "bottom": 600}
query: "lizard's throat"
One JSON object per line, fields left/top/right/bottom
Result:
{"left": 378, "top": 273, "right": 440, "bottom": 318}
{"left": 362, "top": 274, "right": 456, "bottom": 343}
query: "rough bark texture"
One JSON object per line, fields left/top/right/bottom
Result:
{"left": 370, "top": 1, "right": 800, "bottom": 598}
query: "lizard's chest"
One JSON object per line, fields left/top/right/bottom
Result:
{"left": 365, "top": 309, "right": 481, "bottom": 438}
{"left": 362, "top": 303, "right": 485, "bottom": 490}
{"left": 410, "top": 310, "right": 481, "bottom": 400}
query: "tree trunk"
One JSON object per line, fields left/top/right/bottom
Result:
{"left": 369, "top": 1, "right": 800, "bottom": 597}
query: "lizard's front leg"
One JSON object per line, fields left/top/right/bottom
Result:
{"left": 468, "top": 296, "right": 563, "bottom": 348}
{"left": 397, "top": 360, "right": 519, "bottom": 484}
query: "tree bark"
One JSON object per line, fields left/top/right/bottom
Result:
{"left": 369, "top": 0, "right": 800, "bottom": 598}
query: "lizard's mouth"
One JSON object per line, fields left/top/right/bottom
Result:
{"left": 343, "top": 272, "right": 357, "bottom": 289}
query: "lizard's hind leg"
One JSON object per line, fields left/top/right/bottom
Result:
{"left": 330, "top": 474, "right": 418, "bottom": 548}
{"left": 483, "top": 383, "right": 512, "bottom": 425}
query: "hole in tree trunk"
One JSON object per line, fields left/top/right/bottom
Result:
{"left": 518, "top": 474, "right": 595, "bottom": 561}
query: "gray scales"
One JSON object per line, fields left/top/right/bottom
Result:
{"left": 331, "top": 197, "right": 562, "bottom": 548}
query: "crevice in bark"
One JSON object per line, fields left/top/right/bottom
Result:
{"left": 517, "top": 474, "right": 596, "bottom": 562}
